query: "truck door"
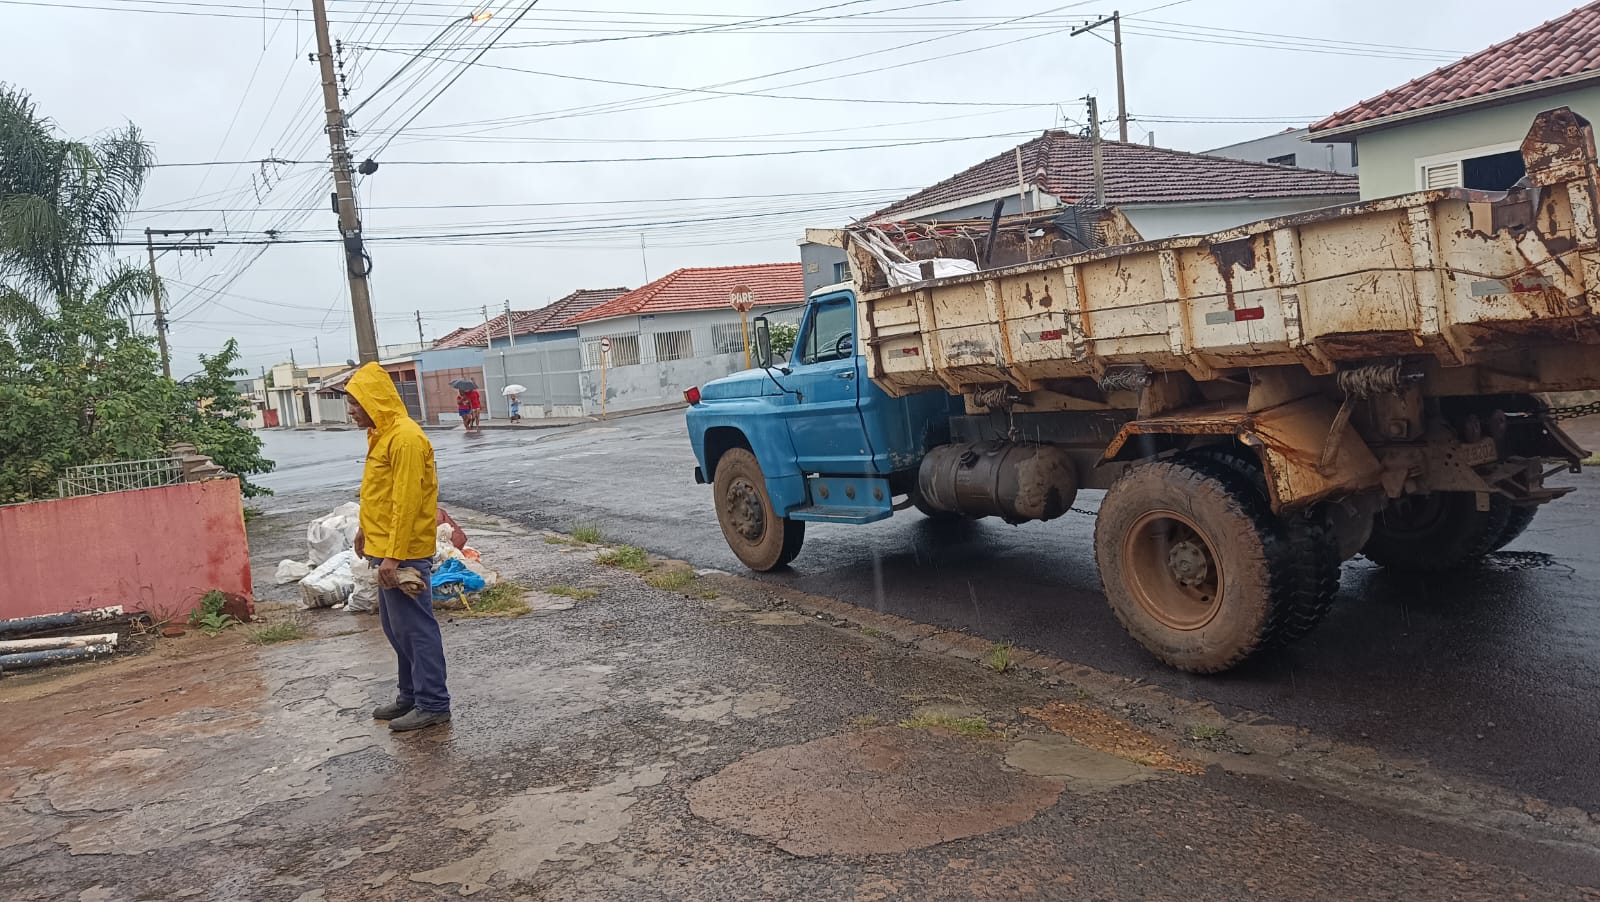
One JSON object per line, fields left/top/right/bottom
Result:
{"left": 784, "top": 292, "right": 873, "bottom": 474}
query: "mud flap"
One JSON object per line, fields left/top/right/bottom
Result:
{"left": 1103, "top": 397, "right": 1383, "bottom": 511}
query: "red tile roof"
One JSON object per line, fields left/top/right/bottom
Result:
{"left": 1312, "top": 3, "right": 1600, "bottom": 133}
{"left": 563, "top": 264, "right": 803, "bottom": 326}
{"left": 864, "top": 131, "right": 1357, "bottom": 222}
{"left": 433, "top": 287, "right": 630, "bottom": 348}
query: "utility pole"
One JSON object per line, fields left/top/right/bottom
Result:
{"left": 1072, "top": 11, "right": 1128, "bottom": 143}
{"left": 143, "top": 227, "right": 214, "bottom": 380}
{"left": 639, "top": 233, "right": 650, "bottom": 283}
{"left": 1087, "top": 96, "right": 1106, "bottom": 207}
{"left": 313, "top": 335, "right": 321, "bottom": 366}
{"left": 481, "top": 305, "right": 492, "bottom": 348}
{"left": 416, "top": 310, "right": 426, "bottom": 347}
{"left": 312, "top": 0, "right": 379, "bottom": 363}
{"left": 504, "top": 300, "right": 515, "bottom": 347}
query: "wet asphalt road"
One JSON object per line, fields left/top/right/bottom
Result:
{"left": 258, "top": 416, "right": 1600, "bottom": 812}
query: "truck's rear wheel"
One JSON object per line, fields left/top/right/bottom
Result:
{"left": 1361, "top": 492, "right": 1512, "bottom": 572}
{"left": 1180, "top": 449, "right": 1341, "bottom": 647}
{"left": 712, "top": 448, "right": 805, "bottom": 571}
{"left": 1096, "top": 460, "right": 1292, "bottom": 674}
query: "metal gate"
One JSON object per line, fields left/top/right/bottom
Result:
{"left": 483, "top": 340, "right": 583, "bottom": 418}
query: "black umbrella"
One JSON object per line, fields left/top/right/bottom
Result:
{"left": 450, "top": 378, "right": 479, "bottom": 391}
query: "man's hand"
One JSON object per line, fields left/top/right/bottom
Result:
{"left": 377, "top": 557, "right": 401, "bottom": 589}
{"left": 353, "top": 528, "right": 365, "bottom": 559}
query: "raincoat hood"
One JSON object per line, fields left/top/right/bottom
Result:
{"left": 345, "top": 362, "right": 408, "bottom": 433}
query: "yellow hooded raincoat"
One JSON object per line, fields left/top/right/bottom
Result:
{"left": 345, "top": 363, "right": 438, "bottom": 562}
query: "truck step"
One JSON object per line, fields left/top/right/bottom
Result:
{"left": 787, "top": 505, "right": 894, "bottom": 525}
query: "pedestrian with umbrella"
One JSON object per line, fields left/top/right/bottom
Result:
{"left": 451, "top": 378, "right": 481, "bottom": 431}
{"left": 503, "top": 383, "right": 527, "bottom": 423}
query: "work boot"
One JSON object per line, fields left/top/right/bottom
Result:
{"left": 388, "top": 708, "right": 451, "bottom": 732}
{"left": 372, "top": 699, "right": 413, "bottom": 721}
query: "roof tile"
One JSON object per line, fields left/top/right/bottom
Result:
{"left": 1312, "top": 2, "right": 1600, "bottom": 132}
{"left": 563, "top": 263, "right": 803, "bottom": 326}
{"left": 864, "top": 131, "right": 1356, "bottom": 222}
{"left": 433, "top": 287, "right": 631, "bottom": 348}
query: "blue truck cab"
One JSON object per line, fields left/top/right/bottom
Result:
{"left": 685, "top": 284, "right": 958, "bottom": 570}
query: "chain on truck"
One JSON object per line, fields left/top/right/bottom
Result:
{"left": 684, "top": 108, "right": 1600, "bottom": 674}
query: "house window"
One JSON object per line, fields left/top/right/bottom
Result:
{"left": 711, "top": 322, "right": 746, "bottom": 355}
{"left": 653, "top": 329, "right": 694, "bottom": 362}
{"left": 584, "top": 334, "right": 641, "bottom": 368}
{"left": 1267, "top": 153, "right": 1297, "bottom": 167}
{"left": 1416, "top": 143, "right": 1525, "bottom": 192}
{"left": 832, "top": 261, "right": 850, "bottom": 283}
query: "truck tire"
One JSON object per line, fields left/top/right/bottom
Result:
{"left": 1179, "top": 450, "right": 1342, "bottom": 648}
{"left": 712, "top": 448, "right": 805, "bottom": 571}
{"left": 1491, "top": 504, "right": 1540, "bottom": 552}
{"left": 1095, "top": 460, "right": 1295, "bottom": 674}
{"left": 1361, "top": 492, "right": 1512, "bottom": 572}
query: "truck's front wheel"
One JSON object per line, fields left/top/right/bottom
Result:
{"left": 713, "top": 448, "right": 805, "bottom": 571}
{"left": 1096, "top": 460, "right": 1291, "bottom": 674}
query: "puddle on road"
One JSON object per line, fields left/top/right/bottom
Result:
{"left": 1479, "top": 551, "right": 1572, "bottom": 574}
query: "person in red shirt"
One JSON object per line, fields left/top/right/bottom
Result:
{"left": 464, "top": 387, "right": 482, "bottom": 431}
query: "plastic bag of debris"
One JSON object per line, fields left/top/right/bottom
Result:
{"left": 307, "top": 502, "right": 362, "bottom": 565}
{"left": 299, "top": 549, "right": 356, "bottom": 609}
{"left": 275, "top": 559, "right": 312, "bottom": 584}
{"left": 346, "top": 558, "right": 380, "bottom": 614}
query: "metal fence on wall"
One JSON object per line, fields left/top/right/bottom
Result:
{"left": 57, "top": 457, "right": 184, "bottom": 499}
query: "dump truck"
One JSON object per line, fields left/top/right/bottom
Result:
{"left": 684, "top": 108, "right": 1600, "bottom": 673}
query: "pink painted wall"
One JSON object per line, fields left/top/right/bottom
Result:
{"left": 0, "top": 479, "right": 253, "bottom": 622}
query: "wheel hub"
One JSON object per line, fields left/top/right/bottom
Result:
{"left": 727, "top": 478, "right": 766, "bottom": 542}
{"left": 1122, "top": 510, "right": 1224, "bottom": 632}
{"left": 1167, "top": 540, "right": 1210, "bottom": 587}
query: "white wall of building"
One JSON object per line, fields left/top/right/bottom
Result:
{"left": 1119, "top": 195, "right": 1356, "bottom": 241}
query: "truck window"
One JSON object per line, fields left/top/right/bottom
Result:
{"left": 800, "top": 299, "right": 854, "bottom": 365}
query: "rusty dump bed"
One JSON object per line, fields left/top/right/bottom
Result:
{"left": 853, "top": 109, "right": 1600, "bottom": 399}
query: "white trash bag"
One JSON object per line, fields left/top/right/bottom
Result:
{"left": 299, "top": 549, "right": 357, "bottom": 609}
{"left": 275, "top": 559, "right": 312, "bottom": 584}
{"left": 346, "top": 557, "right": 380, "bottom": 614}
{"left": 307, "top": 502, "right": 362, "bottom": 565}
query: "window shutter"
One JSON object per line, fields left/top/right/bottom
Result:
{"left": 1422, "top": 161, "right": 1462, "bottom": 190}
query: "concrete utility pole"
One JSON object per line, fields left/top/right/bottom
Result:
{"left": 313, "top": 335, "right": 321, "bottom": 366}
{"left": 481, "top": 305, "right": 492, "bottom": 348}
{"left": 311, "top": 0, "right": 379, "bottom": 363}
{"left": 1072, "top": 12, "right": 1128, "bottom": 143}
{"left": 143, "top": 227, "right": 214, "bottom": 380}
{"left": 1087, "top": 96, "right": 1106, "bottom": 207}
{"left": 504, "top": 300, "right": 515, "bottom": 347}
{"left": 415, "top": 310, "right": 425, "bottom": 346}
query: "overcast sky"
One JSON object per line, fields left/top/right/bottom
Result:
{"left": 0, "top": 0, "right": 1585, "bottom": 373}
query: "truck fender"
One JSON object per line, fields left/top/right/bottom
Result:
{"left": 697, "top": 421, "right": 809, "bottom": 515}
{"left": 1101, "top": 396, "right": 1382, "bottom": 512}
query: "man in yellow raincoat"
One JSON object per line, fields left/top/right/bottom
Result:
{"left": 344, "top": 363, "right": 452, "bottom": 731}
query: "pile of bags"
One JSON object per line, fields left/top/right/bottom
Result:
{"left": 275, "top": 505, "right": 489, "bottom": 613}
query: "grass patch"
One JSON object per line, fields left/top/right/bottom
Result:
{"left": 900, "top": 713, "right": 1000, "bottom": 740}
{"left": 644, "top": 566, "right": 695, "bottom": 591}
{"left": 242, "top": 506, "right": 262, "bottom": 522}
{"left": 983, "top": 642, "right": 1014, "bottom": 673}
{"left": 461, "top": 581, "right": 532, "bottom": 618}
{"left": 1187, "top": 723, "right": 1228, "bottom": 742}
{"left": 861, "top": 626, "right": 888, "bottom": 640}
{"left": 570, "top": 523, "right": 604, "bottom": 544}
{"left": 850, "top": 715, "right": 882, "bottom": 728}
{"left": 546, "top": 584, "right": 598, "bottom": 601}
{"left": 247, "top": 619, "right": 305, "bottom": 645}
{"left": 695, "top": 589, "right": 721, "bottom": 600}
{"left": 596, "top": 545, "right": 649, "bottom": 572}
{"left": 545, "top": 535, "right": 580, "bottom": 546}
{"left": 1584, "top": 454, "right": 1600, "bottom": 467}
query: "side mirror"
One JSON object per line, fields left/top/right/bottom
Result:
{"left": 753, "top": 316, "right": 774, "bottom": 370}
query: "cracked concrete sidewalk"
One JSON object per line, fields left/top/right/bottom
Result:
{"left": 1, "top": 490, "right": 1598, "bottom": 901}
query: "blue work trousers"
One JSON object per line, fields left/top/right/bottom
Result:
{"left": 371, "top": 557, "right": 451, "bottom": 713}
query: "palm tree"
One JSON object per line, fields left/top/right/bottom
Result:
{"left": 0, "top": 83, "right": 156, "bottom": 327}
